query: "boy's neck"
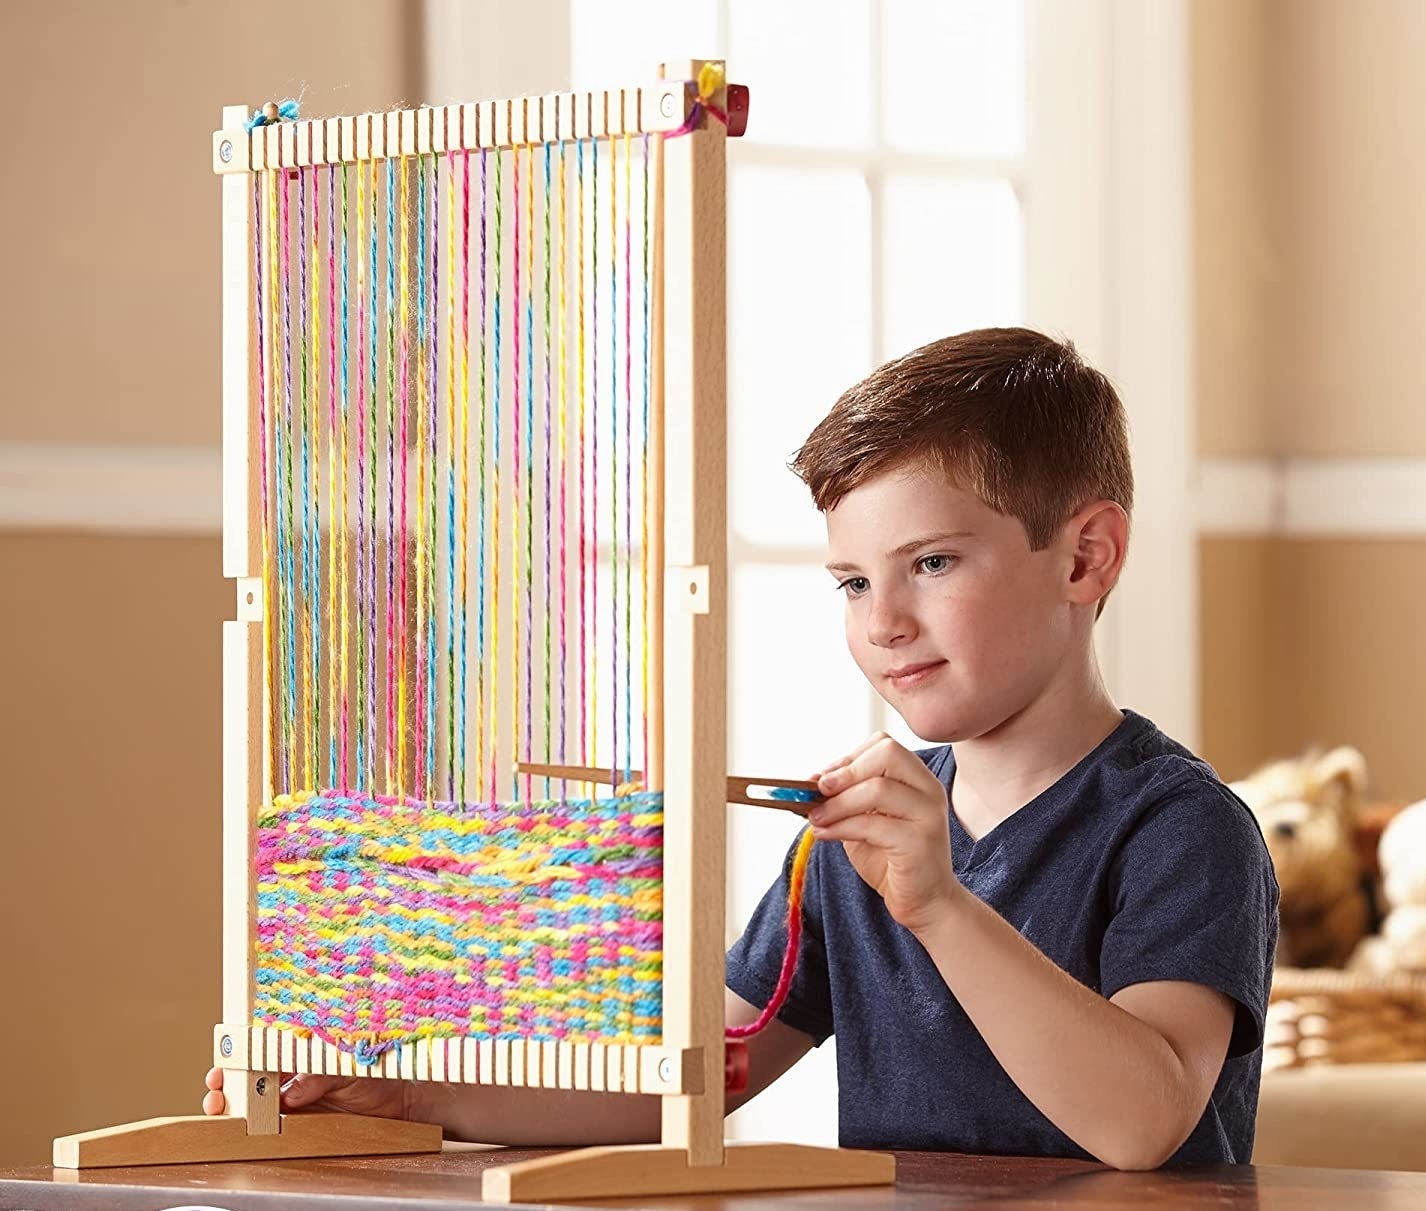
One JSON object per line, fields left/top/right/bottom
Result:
{"left": 949, "top": 656, "right": 1124, "bottom": 842}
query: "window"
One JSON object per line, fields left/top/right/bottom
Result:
{"left": 572, "top": 0, "right": 1110, "bottom": 1144}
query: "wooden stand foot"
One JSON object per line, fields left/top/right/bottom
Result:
{"left": 52, "top": 1113, "right": 442, "bottom": 1169}
{"left": 481, "top": 1141, "right": 896, "bottom": 1202}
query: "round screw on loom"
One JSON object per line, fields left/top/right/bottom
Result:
{"left": 658, "top": 1057, "right": 674, "bottom": 1083}
{"left": 219, "top": 140, "right": 234, "bottom": 164}
{"left": 254, "top": 1077, "right": 268, "bottom": 1096}
{"left": 220, "top": 1035, "right": 233, "bottom": 1058}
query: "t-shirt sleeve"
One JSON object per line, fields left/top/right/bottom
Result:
{"left": 724, "top": 828, "right": 834, "bottom": 1045}
{"left": 1099, "top": 775, "right": 1280, "bottom": 1058}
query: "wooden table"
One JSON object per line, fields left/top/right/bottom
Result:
{"left": 4, "top": 1147, "right": 1426, "bottom": 1210}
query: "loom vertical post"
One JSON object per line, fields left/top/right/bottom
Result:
{"left": 646, "top": 130, "right": 665, "bottom": 791}
{"left": 656, "top": 57, "right": 728, "bottom": 1169}
{"left": 219, "top": 103, "right": 280, "bottom": 1133}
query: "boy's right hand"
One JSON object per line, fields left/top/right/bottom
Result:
{"left": 202, "top": 1065, "right": 410, "bottom": 1120}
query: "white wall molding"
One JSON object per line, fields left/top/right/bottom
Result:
{"left": 10, "top": 444, "right": 1423, "bottom": 542}
{"left": 1101, "top": 0, "right": 1198, "bottom": 746}
{"left": 1198, "top": 456, "right": 1426, "bottom": 537}
{"left": 1195, "top": 458, "right": 1278, "bottom": 535}
{"left": 0, "top": 443, "right": 221, "bottom": 534}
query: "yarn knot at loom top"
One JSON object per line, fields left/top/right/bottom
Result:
{"left": 667, "top": 61, "right": 751, "bottom": 138}
{"left": 245, "top": 97, "right": 300, "bottom": 132}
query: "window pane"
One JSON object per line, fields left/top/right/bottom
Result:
{"left": 730, "top": 167, "right": 872, "bottom": 546}
{"left": 569, "top": 0, "right": 722, "bottom": 88}
{"left": 881, "top": 177, "right": 1022, "bottom": 357}
{"left": 727, "top": 561, "right": 872, "bottom": 939}
{"left": 730, "top": 563, "right": 873, "bottom": 777}
{"left": 728, "top": 0, "right": 873, "bottom": 148}
{"left": 727, "top": 562, "right": 867, "bottom": 1147}
{"left": 884, "top": 0, "right": 1025, "bottom": 156}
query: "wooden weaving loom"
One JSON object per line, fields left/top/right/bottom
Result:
{"left": 52, "top": 60, "right": 894, "bottom": 1202}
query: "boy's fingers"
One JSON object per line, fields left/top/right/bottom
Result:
{"left": 820, "top": 732, "right": 891, "bottom": 779}
{"left": 812, "top": 809, "right": 900, "bottom": 849}
{"left": 810, "top": 777, "right": 922, "bottom": 825}
{"left": 821, "top": 734, "right": 932, "bottom": 796}
{"left": 817, "top": 733, "right": 891, "bottom": 788}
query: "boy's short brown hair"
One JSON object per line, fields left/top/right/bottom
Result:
{"left": 791, "top": 328, "right": 1134, "bottom": 550}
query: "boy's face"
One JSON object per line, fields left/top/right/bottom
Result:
{"left": 824, "top": 461, "right": 1078, "bottom": 744}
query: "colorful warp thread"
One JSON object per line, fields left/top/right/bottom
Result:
{"left": 244, "top": 119, "right": 684, "bottom": 1052}
{"left": 254, "top": 116, "right": 659, "bottom": 805}
{"left": 255, "top": 788, "right": 665, "bottom": 1058}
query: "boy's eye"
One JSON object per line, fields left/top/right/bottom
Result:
{"left": 917, "top": 554, "right": 955, "bottom": 574}
{"left": 837, "top": 576, "right": 870, "bottom": 596}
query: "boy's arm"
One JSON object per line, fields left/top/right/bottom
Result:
{"left": 261, "top": 988, "right": 813, "bottom": 1147}
{"left": 811, "top": 734, "right": 1236, "bottom": 1171}
{"left": 913, "top": 894, "right": 1235, "bottom": 1170}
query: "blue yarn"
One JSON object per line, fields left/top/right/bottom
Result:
{"left": 768, "top": 786, "right": 821, "bottom": 805}
{"left": 245, "top": 98, "right": 301, "bottom": 133}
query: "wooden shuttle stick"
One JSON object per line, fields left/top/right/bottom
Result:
{"left": 516, "top": 763, "right": 823, "bottom": 817}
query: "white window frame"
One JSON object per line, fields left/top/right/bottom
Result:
{"left": 432, "top": 0, "right": 1198, "bottom": 1147}
{"left": 722, "top": 0, "right": 1198, "bottom": 1145}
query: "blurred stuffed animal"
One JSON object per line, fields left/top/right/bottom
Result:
{"left": 1351, "top": 799, "right": 1426, "bottom": 975}
{"left": 1230, "top": 746, "right": 1371, "bottom": 968}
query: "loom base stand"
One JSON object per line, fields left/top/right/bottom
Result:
{"left": 481, "top": 1141, "right": 896, "bottom": 1202}
{"left": 52, "top": 1112, "right": 442, "bottom": 1169}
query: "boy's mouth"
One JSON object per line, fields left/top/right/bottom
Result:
{"left": 886, "top": 660, "right": 945, "bottom": 690}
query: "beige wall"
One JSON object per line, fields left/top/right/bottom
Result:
{"left": 1202, "top": 539, "right": 1426, "bottom": 798}
{"left": 1198, "top": 537, "right": 1288, "bottom": 782}
{"left": 1193, "top": 0, "right": 1275, "bottom": 458}
{"left": 0, "top": 0, "right": 417, "bottom": 1168}
{"left": 0, "top": 534, "right": 228, "bottom": 1167}
{"left": 1269, "top": 0, "right": 1426, "bottom": 457}
{"left": 1194, "top": 1, "right": 1426, "bottom": 799}
{"left": 0, "top": 0, "right": 419, "bottom": 448}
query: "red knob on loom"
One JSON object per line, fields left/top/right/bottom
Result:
{"left": 725, "top": 84, "right": 750, "bottom": 137}
{"left": 724, "top": 1041, "right": 750, "bottom": 1094}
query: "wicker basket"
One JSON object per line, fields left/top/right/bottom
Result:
{"left": 1265, "top": 967, "right": 1426, "bottom": 1071}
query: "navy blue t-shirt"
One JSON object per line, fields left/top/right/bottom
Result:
{"left": 725, "top": 710, "right": 1279, "bottom": 1164}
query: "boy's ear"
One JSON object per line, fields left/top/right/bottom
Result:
{"left": 1064, "top": 500, "right": 1128, "bottom": 607}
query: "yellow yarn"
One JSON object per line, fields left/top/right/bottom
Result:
{"left": 697, "top": 61, "right": 725, "bottom": 100}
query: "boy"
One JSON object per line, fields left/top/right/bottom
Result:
{"left": 205, "top": 328, "right": 1278, "bottom": 1169}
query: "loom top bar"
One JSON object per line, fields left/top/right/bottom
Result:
{"left": 213, "top": 83, "right": 693, "bottom": 175}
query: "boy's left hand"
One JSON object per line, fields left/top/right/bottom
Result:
{"left": 810, "top": 733, "right": 962, "bottom": 935}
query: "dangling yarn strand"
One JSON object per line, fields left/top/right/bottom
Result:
{"left": 726, "top": 824, "right": 818, "bottom": 1040}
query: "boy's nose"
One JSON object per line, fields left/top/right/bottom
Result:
{"left": 866, "top": 598, "right": 916, "bottom": 648}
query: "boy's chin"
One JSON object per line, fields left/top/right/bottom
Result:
{"left": 889, "top": 704, "right": 966, "bottom": 747}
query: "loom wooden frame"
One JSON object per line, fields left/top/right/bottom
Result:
{"left": 53, "top": 61, "right": 893, "bottom": 1202}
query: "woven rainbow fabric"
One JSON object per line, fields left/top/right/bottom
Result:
{"left": 254, "top": 789, "right": 663, "bottom": 1058}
